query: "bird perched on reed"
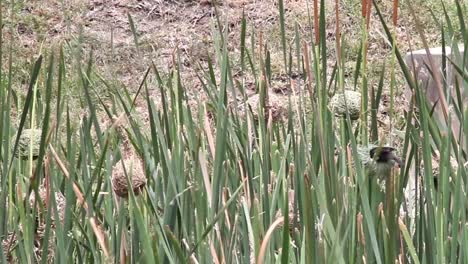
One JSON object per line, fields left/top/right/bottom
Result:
{"left": 356, "top": 144, "right": 403, "bottom": 180}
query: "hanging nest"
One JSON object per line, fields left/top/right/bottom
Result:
{"left": 112, "top": 156, "right": 147, "bottom": 198}
{"left": 29, "top": 186, "right": 67, "bottom": 225}
{"left": 11, "top": 129, "right": 43, "bottom": 160}
{"left": 245, "top": 93, "right": 289, "bottom": 122}
{"left": 330, "top": 90, "right": 361, "bottom": 120}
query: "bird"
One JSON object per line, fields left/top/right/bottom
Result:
{"left": 357, "top": 144, "right": 403, "bottom": 180}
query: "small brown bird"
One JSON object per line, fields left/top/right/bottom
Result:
{"left": 357, "top": 145, "right": 403, "bottom": 180}
{"left": 370, "top": 146, "right": 403, "bottom": 168}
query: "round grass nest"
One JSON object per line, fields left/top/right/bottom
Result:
{"left": 112, "top": 156, "right": 147, "bottom": 198}
{"left": 29, "top": 186, "right": 66, "bottom": 224}
{"left": 246, "top": 93, "right": 289, "bottom": 122}
{"left": 12, "top": 129, "right": 43, "bottom": 160}
{"left": 330, "top": 90, "right": 361, "bottom": 120}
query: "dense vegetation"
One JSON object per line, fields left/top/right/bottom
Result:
{"left": 0, "top": 0, "right": 467, "bottom": 263}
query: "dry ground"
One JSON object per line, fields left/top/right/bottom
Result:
{"left": 1, "top": 0, "right": 460, "bottom": 144}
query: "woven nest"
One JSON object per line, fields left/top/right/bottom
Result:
{"left": 29, "top": 186, "right": 66, "bottom": 224}
{"left": 245, "top": 93, "right": 289, "bottom": 122}
{"left": 330, "top": 90, "right": 361, "bottom": 120}
{"left": 12, "top": 129, "right": 43, "bottom": 160}
{"left": 112, "top": 157, "right": 147, "bottom": 198}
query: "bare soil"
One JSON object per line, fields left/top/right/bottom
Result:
{"left": 2, "top": 0, "right": 453, "bottom": 147}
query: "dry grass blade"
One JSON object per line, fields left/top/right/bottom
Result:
{"left": 49, "top": 145, "right": 110, "bottom": 259}
{"left": 257, "top": 216, "right": 288, "bottom": 264}
{"left": 257, "top": 216, "right": 285, "bottom": 264}
{"left": 393, "top": 0, "right": 399, "bottom": 26}
{"left": 209, "top": 242, "right": 221, "bottom": 264}
{"left": 183, "top": 239, "right": 200, "bottom": 264}
{"left": 120, "top": 221, "right": 127, "bottom": 264}
{"left": 49, "top": 145, "right": 87, "bottom": 210}
{"left": 362, "top": 0, "right": 368, "bottom": 17}
{"left": 365, "top": 0, "right": 372, "bottom": 29}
